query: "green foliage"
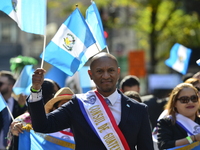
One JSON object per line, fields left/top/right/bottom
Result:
{"left": 47, "top": 0, "right": 200, "bottom": 73}
{"left": 10, "top": 55, "right": 38, "bottom": 75}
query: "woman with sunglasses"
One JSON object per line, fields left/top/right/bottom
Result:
{"left": 157, "top": 83, "right": 200, "bottom": 149}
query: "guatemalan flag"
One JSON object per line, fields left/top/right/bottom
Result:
{"left": 165, "top": 43, "right": 192, "bottom": 75}
{"left": 78, "top": 66, "right": 95, "bottom": 93}
{"left": 0, "top": 0, "right": 46, "bottom": 35}
{"left": 45, "top": 66, "right": 68, "bottom": 88}
{"left": 12, "top": 65, "right": 34, "bottom": 96}
{"left": 0, "top": 94, "right": 7, "bottom": 112}
{"left": 85, "top": 1, "right": 107, "bottom": 51}
{"left": 41, "top": 8, "right": 99, "bottom": 76}
{"left": 19, "top": 130, "right": 75, "bottom": 150}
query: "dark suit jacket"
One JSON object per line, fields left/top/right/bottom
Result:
{"left": 28, "top": 90, "right": 154, "bottom": 150}
{"left": 141, "top": 95, "right": 168, "bottom": 129}
{"left": 157, "top": 116, "right": 200, "bottom": 150}
{"left": 0, "top": 98, "right": 27, "bottom": 150}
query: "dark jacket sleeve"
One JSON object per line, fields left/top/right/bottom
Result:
{"left": 13, "top": 99, "right": 27, "bottom": 118}
{"left": 157, "top": 117, "right": 187, "bottom": 150}
{"left": 27, "top": 98, "right": 73, "bottom": 133}
{"left": 136, "top": 104, "right": 154, "bottom": 150}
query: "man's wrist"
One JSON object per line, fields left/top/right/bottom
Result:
{"left": 30, "top": 87, "right": 41, "bottom": 93}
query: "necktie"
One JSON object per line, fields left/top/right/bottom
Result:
{"left": 105, "top": 98, "right": 111, "bottom": 105}
{"left": 2, "top": 107, "right": 10, "bottom": 147}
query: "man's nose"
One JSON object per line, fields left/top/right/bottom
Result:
{"left": 102, "top": 71, "right": 110, "bottom": 78}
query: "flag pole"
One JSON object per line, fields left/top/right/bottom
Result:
{"left": 6, "top": 105, "right": 14, "bottom": 121}
{"left": 40, "top": 0, "right": 47, "bottom": 69}
{"left": 40, "top": 35, "right": 47, "bottom": 68}
{"left": 106, "top": 46, "right": 110, "bottom": 54}
{"left": 95, "top": 43, "right": 101, "bottom": 52}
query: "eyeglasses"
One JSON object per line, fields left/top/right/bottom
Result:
{"left": 196, "top": 87, "right": 200, "bottom": 92}
{"left": 177, "top": 95, "right": 199, "bottom": 103}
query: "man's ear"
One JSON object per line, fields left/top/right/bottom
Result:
{"left": 88, "top": 70, "right": 93, "bottom": 80}
{"left": 118, "top": 67, "right": 120, "bottom": 74}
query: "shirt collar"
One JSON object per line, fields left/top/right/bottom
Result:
{"left": 105, "top": 89, "right": 119, "bottom": 105}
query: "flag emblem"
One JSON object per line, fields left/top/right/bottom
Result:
{"left": 63, "top": 33, "right": 75, "bottom": 51}
{"left": 12, "top": 0, "right": 17, "bottom": 11}
{"left": 178, "top": 56, "right": 184, "bottom": 62}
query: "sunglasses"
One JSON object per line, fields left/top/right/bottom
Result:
{"left": 177, "top": 95, "right": 199, "bottom": 104}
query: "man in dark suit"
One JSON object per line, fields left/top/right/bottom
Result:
{"left": 0, "top": 71, "right": 27, "bottom": 150}
{"left": 27, "top": 52, "right": 154, "bottom": 150}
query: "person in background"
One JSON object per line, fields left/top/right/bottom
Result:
{"left": 157, "top": 83, "right": 200, "bottom": 149}
{"left": 123, "top": 91, "right": 142, "bottom": 103}
{"left": 182, "top": 72, "right": 194, "bottom": 82}
{"left": 7, "top": 79, "right": 60, "bottom": 150}
{"left": 119, "top": 75, "right": 140, "bottom": 93}
{"left": 44, "top": 87, "right": 75, "bottom": 142}
{"left": 185, "top": 78, "right": 200, "bottom": 97}
{"left": 193, "top": 71, "right": 200, "bottom": 80}
{"left": 27, "top": 52, "right": 154, "bottom": 150}
{"left": 0, "top": 71, "right": 27, "bottom": 150}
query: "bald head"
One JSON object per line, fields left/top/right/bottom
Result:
{"left": 90, "top": 52, "right": 118, "bottom": 69}
{"left": 88, "top": 52, "right": 120, "bottom": 97}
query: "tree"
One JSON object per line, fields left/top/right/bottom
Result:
{"left": 48, "top": 0, "right": 200, "bottom": 74}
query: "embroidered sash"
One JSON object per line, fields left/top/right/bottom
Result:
{"left": 176, "top": 113, "right": 200, "bottom": 136}
{"left": 76, "top": 90, "right": 130, "bottom": 150}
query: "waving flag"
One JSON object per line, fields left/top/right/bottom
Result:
{"left": 0, "top": 0, "right": 46, "bottom": 35}
{"left": 13, "top": 65, "right": 34, "bottom": 95}
{"left": 41, "top": 8, "right": 99, "bottom": 76}
{"left": 86, "top": 1, "right": 107, "bottom": 51}
{"left": 165, "top": 43, "right": 192, "bottom": 75}
{"left": 0, "top": 94, "right": 7, "bottom": 112}
{"left": 19, "top": 130, "right": 75, "bottom": 150}
{"left": 78, "top": 66, "right": 95, "bottom": 93}
{"left": 45, "top": 66, "right": 68, "bottom": 88}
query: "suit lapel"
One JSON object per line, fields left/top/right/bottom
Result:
{"left": 118, "top": 94, "right": 132, "bottom": 127}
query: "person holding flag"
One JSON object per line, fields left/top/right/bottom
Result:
{"left": 157, "top": 83, "right": 200, "bottom": 149}
{"left": 0, "top": 70, "right": 27, "bottom": 150}
{"left": 27, "top": 52, "right": 153, "bottom": 150}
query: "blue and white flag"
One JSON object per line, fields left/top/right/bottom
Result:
{"left": 19, "top": 130, "right": 75, "bottom": 150}
{"left": 13, "top": 65, "right": 34, "bottom": 96}
{"left": 45, "top": 66, "right": 68, "bottom": 88}
{"left": 78, "top": 66, "right": 95, "bottom": 93}
{"left": 86, "top": 1, "right": 107, "bottom": 51}
{"left": 41, "top": 8, "right": 99, "bottom": 76}
{"left": 0, "top": 94, "right": 7, "bottom": 112}
{"left": 0, "top": 0, "right": 46, "bottom": 35}
{"left": 165, "top": 43, "right": 192, "bottom": 75}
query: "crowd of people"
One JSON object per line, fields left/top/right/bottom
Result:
{"left": 1, "top": 52, "right": 200, "bottom": 150}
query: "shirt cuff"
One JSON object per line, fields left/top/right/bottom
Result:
{"left": 28, "top": 90, "right": 43, "bottom": 102}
